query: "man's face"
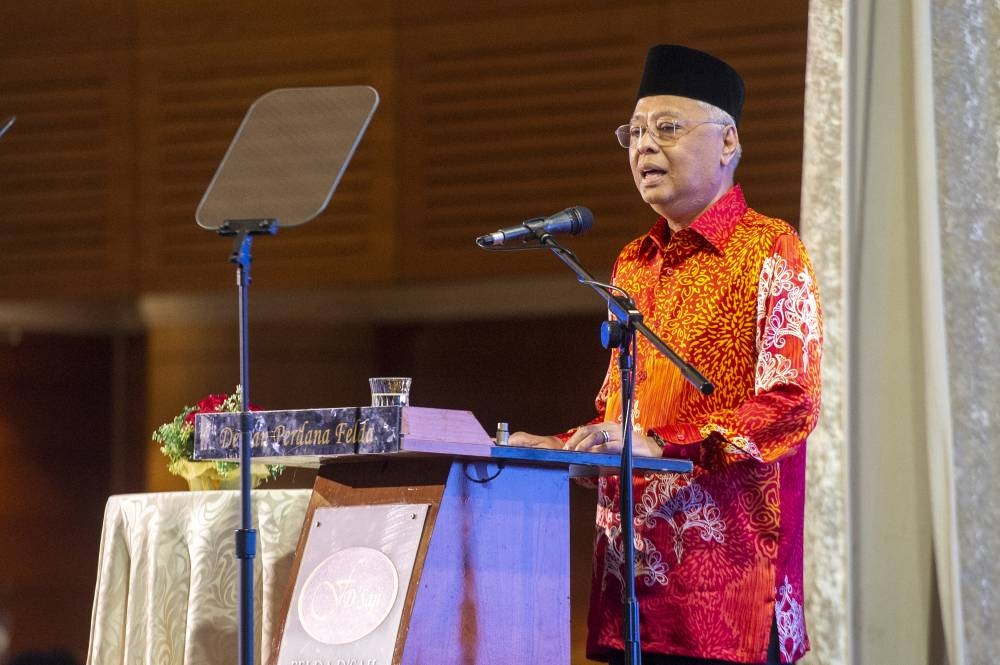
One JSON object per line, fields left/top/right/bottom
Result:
{"left": 627, "top": 95, "right": 737, "bottom": 226}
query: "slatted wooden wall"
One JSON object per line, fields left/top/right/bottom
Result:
{"left": 0, "top": 0, "right": 807, "bottom": 299}
{"left": 133, "top": 28, "right": 398, "bottom": 290}
{"left": 0, "top": 53, "right": 133, "bottom": 296}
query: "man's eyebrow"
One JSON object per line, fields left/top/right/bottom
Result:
{"left": 630, "top": 109, "right": 684, "bottom": 122}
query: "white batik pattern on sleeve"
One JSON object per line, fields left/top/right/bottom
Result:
{"left": 755, "top": 350, "right": 799, "bottom": 394}
{"left": 755, "top": 253, "right": 821, "bottom": 392}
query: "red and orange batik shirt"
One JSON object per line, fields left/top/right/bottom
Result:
{"left": 583, "top": 185, "right": 822, "bottom": 663}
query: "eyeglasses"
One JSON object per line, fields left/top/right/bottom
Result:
{"left": 614, "top": 119, "right": 729, "bottom": 149}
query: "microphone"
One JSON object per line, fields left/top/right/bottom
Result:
{"left": 476, "top": 206, "right": 593, "bottom": 247}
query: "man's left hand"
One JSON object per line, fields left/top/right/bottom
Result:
{"left": 563, "top": 424, "right": 661, "bottom": 457}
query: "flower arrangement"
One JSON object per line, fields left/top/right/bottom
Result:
{"left": 152, "top": 386, "right": 283, "bottom": 488}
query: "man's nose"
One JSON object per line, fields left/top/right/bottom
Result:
{"left": 635, "top": 128, "right": 659, "bottom": 152}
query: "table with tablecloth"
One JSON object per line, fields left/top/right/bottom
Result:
{"left": 86, "top": 490, "right": 311, "bottom": 665}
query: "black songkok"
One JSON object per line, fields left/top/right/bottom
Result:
{"left": 636, "top": 44, "right": 745, "bottom": 126}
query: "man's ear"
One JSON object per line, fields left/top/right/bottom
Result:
{"left": 721, "top": 125, "right": 740, "bottom": 166}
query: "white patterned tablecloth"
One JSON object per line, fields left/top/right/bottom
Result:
{"left": 86, "top": 490, "right": 311, "bottom": 665}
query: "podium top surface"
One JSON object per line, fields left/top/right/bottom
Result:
{"left": 399, "top": 432, "right": 692, "bottom": 475}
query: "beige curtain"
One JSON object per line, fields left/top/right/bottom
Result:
{"left": 924, "top": 1, "right": 1000, "bottom": 663}
{"left": 803, "top": 0, "right": 1000, "bottom": 664}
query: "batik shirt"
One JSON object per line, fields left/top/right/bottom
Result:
{"left": 582, "top": 185, "right": 822, "bottom": 663}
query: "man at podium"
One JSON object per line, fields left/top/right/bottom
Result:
{"left": 511, "top": 45, "right": 822, "bottom": 665}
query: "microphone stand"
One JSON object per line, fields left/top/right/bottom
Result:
{"left": 535, "top": 232, "right": 712, "bottom": 665}
{"left": 218, "top": 218, "right": 278, "bottom": 665}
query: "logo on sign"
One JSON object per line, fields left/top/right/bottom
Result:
{"left": 298, "top": 547, "right": 399, "bottom": 645}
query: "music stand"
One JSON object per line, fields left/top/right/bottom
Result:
{"left": 196, "top": 85, "right": 379, "bottom": 665}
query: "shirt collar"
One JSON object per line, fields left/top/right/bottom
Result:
{"left": 641, "top": 184, "right": 747, "bottom": 256}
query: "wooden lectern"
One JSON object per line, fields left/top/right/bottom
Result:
{"left": 257, "top": 407, "right": 692, "bottom": 665}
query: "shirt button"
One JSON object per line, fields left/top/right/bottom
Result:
{"left": 665, "top": 268, "right": 674, "bottom": 276}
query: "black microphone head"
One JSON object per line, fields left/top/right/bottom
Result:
{"left": 568, "top": 206, "right": 594, "bottom": 234}
{"left": 542, "top": 206, "right": 594, "bottom": 236}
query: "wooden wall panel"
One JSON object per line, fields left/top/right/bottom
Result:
{"left": 394, "top": 1, "right": 808, "bottom": 282}
{"left": 0, "top": 0, "right": 807, "bottom": 300}
{"left": 0, "top": 1, "right": 131, "bottom": 52}
{"left": 0, "top": 51, "right": 135, "bottom": 298}
{"left": 134, "top": 0, "right": 394, "bottom": 47}
{"left": 133, "top": 30, "right": 398, "bottom": 292}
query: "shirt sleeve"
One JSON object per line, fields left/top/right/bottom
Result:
{"left": 649, "top": 232, "right": 823, "bottom": 468}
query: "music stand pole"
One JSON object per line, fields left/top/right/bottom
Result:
{"left": 194, "top": 86, "right": 378, "bottom": 664}
{"left": 220, "top": 218, "right": 278, "bottom": 665}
